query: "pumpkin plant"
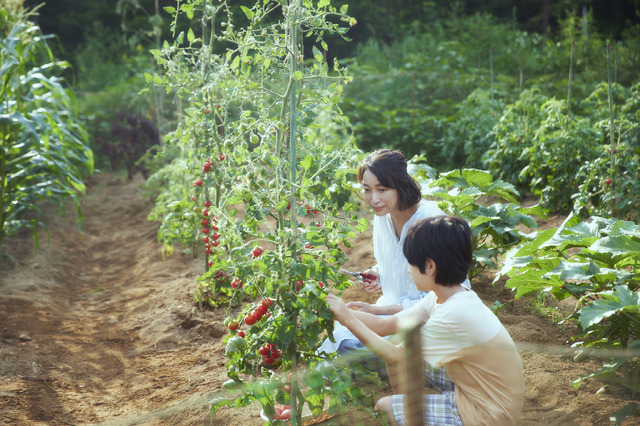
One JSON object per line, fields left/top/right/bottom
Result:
{"left": 495, "top": 213, "right": 640, "bottom": 422}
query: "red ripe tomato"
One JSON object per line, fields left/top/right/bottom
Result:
{"left": 207, "top": 261, "right": 213, "bottom": 268}
{"left": 204, "top": 201, "right": 212, "bottom": 207}
{"left": 231, "top": 278, "right": 242, "bottom": 289}
{"left": 219, "top": 153, "right": 226, "bottom": 161}
{"left": 237, "top": 330, "right": 245, "bottom": 338}
{"left": 211, "top": 233, "right": 220, "bottom": 240}
{"left": 205, "top": 109, "right": 211, "bottom": 115}
{"left": 211, "top": 241, "right": 219, "bottom": 247}
{"left": 202, "top": 227, "right": 210, "bottom": 234}
{"left": 252, "top": 246, "right": 264, "bottom": 257}
{"left": 202, "top": 236, "right": 209, "bottom": 243}
{"left": 194, "top": 179, "right": 203, "bottom": 187}
{"left": 205, "top": 248, "right": 212, "bottom": 254}
{"left": 264, "top": 356, "right": 276, "bottom": 365}
{"left": 295, "top": 280, "right": 303, "bottom": 292}
{"left": 317, "top": 281, "right": 325, "bottom": 289}
{"left": 244, "top": 314, "right": 257, "bottom": 326}
{"left": 256, "top": 304, "right": 267, "bottom": 316}
{"left": 259, "top": 346, "right": 270, "bottom": 356}
{"left": 254, "top": 310, "right": 263, "bottom": 321}
{"left": 266, "top": 298, "right": 274, "bottom": 307}
{"left": 201, "top": 218, "right": 210, "bottom": 226}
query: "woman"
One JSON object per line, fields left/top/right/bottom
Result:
{"left": 320, "top": 149, "right": 467, "bottom": 355}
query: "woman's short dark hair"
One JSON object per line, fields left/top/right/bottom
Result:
{"left": 403, "top": 216, "right": 472, "bottom": 286}
{"left": 357, "top": 149, "right": 422, "bottom": 211}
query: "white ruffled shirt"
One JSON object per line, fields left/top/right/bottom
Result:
{"left": 373, "top": 200, "right": 445, "bottom": 309}
{"left": 320, "top": 200, "right": 447, "bottom": 353}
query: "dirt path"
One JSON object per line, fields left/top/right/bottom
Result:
{"left": 0, "top": 172, "right": 636, "bottom": 425}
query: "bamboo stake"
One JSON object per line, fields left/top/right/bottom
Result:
{"left": 288, "top": 2, "right": 301, "bottom": 424}
{"left": 567, "top": 40, "right": 575, "bottom": 120}
{"left": 615, "top": 45, "right": 619, "bottom": 85}
{"left": 519, "top": 55, "right": 523, "bottom": 95}
{"left": 607, "top": 44, "right": 615, "bottom": 170}
{"left": 411, "top": 71, "right": 416, "bottom": 119}
{"left": 607, "top": 43, "right": 616, "bottom": 217}
{"left": 489, "top": 48, "right": 494, "bottom": 100}
{"left": 478, "top": 53, "right": 481, "bottom": 89}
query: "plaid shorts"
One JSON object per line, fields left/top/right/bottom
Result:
{"left": 391, "top": 363, "right": 463, "bottom": 426}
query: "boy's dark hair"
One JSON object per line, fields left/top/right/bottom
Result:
{"left": 357, "top": 149, "right": 422, "bottom": 211}
{"left": 403, "top": 215, "right": 472, "bottom": 286}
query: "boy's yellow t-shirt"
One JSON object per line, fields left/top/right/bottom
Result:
{"left": 398, "top": 290, "right": 524, "bottom": 426}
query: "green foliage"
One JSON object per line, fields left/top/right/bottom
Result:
{"left": 489, "top": 81, "right": 640, "bottom": 216}
{"left": 411, "top": 164, "right": 547, "bottom": 279}
{"left": 573, "top": 82, "right": 640, "bottom": 221}
{"left": 441, "top": 88, "right": 504, "bottom": 169}
{"left": 0, "top": 4, "right": 93, "bottom": 253}
{"left": 495, "top": 213, "right": 640, "bottom": 397}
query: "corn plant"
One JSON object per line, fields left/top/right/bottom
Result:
{"left": 0, "top": 3, "right": 93, "bottom": 254}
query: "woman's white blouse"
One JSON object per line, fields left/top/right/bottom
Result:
{"left": 373, "top": 200, "right": 445, "bottom": 309}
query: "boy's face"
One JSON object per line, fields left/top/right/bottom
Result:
{"left": 361, "top": 170, "right": 399, "bottom": 216}
{"left": 408, "top": 260, "right": 436, "bottom": 292}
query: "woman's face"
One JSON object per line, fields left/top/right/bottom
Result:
{"left": 361, "top": 169, "right": 399, "bottom": 216}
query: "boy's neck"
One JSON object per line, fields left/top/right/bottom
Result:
{"left": 433, "top": 283, "right": 467, "bottom": 304}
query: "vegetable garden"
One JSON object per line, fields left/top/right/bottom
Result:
{"left": 2, "top": 0, "right": 640, "bottom": 424}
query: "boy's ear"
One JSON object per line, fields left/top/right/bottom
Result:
{"left": 424, "top": 259, "right": 436, "bottom": 276}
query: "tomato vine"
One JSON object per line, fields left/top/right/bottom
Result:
{"left": 146, "top": 0, "right": 375, "bottom": 423}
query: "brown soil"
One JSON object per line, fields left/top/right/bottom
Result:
{"left": 0, "top": 172, "right": 637, "bottom": 425}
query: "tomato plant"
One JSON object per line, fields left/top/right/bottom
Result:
{"left": 146, "top": 0, "right": 378, "bottom": 424}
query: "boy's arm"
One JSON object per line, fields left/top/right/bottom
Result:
{"left": 346, "top": 301, "right": 402, "bottom": 316}
{"left": 326, "top": 294, "right": 403, "bottom": 365}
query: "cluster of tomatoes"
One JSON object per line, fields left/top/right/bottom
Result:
{"left": 258, "top": 342, "right": 282, "bottom": 365}
{"left": 200, "top": 200, "right": 221, "bottom": 266}
{"left": 244, "top": 297, "right": 274, "bottom": 326}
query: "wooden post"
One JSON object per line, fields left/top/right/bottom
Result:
{"left": 403, "top": 320, "right": 424, "bottom": 426}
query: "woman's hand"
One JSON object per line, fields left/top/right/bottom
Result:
{"left": 360, "top": 269, "right": 381, "bottom": 292}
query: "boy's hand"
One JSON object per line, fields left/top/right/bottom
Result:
{"left": 326, "top": 294, "right": 351, "bottom": 322}
{"left": 345, "top": 301, "right": 377, "bottom": 314}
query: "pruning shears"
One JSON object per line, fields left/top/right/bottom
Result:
{"left": 340, "top": 268, "right": 377, "bottom": 284}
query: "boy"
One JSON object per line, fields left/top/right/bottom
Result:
{"left": 326, "top": 215, "right": 524, "bottom": 425}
